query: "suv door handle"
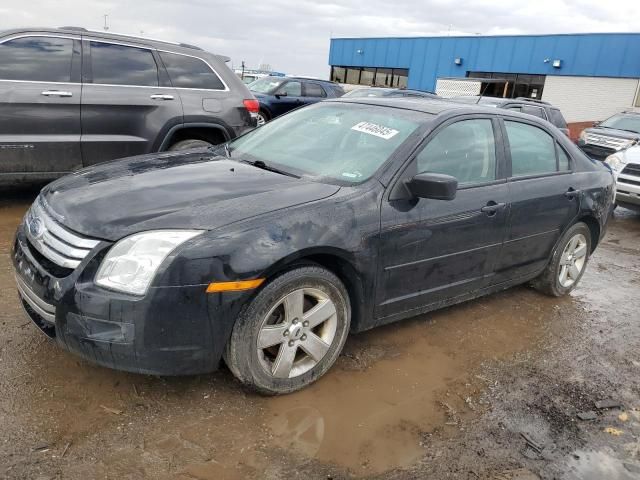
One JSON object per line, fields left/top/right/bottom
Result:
{"left": 481, "top": 201, "right": 506, "bottom": 216}
{"left": 150, "top": 94, "right": 174, "bottom": 100}
{"left": 564, "top": 188, "right": 581, "bottom": 200}
{"left": 41, "top": 90, "right": 73, "bottom": 97}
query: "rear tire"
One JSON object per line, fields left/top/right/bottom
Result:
{"left": 224, "top": 266, "right": 350, "bottom": 395}
{"left": 168, "top": 139, "right": 213, "bottom": 151}
{"left": 531, "top": 222, "right": 592, "bottom": 297}
{"left": 256, "top": 110, "right": 269, "bottom": 126}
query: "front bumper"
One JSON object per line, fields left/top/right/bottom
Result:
{"left": 12, "top": 224, "right": 234, "bottom": 375}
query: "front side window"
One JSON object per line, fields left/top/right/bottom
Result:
{"left": 415, "top": 119, "right": 497, "bottom": 185}
{"left": 248, "top": 76, "right": 285, "bottom": 94}
{"left": 304, "top": 83, "right": 326, "bottom": 98}
{"left": 277, "top": 81, "right": 302, "bottom": 97}
{"left": 0, "top": 36, "right": 74, "bottom": 82}
{"left": 159, "top": 52, "right": 224, "bottom": 90}
{"left": 90, "top": 42, "right": 158, "bottom": 86}
{"left": 228, "top": 103, "right": 425, "bottom": 184}
{"left": 505, "top": 121, "right": 558, "bottom": 176}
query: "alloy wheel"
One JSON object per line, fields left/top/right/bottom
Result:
{"left": 257, "top": 288, "right": 337, "bottom": 379}
{"left": 558, "top": 233, "right": 588, "bottom": 288}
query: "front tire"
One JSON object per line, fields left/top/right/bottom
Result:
{"left": 168, "top": 139, "right": 213, "bottom": 151}
{"left": 532, "top": 222, "right": 592, "bottom": 296}
{"left": 224, "top": 266, "right": 350, "bottom": 395}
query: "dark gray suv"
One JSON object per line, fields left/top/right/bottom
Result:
{"left": 0, "top": 27, "right": 258, "bottom": 185}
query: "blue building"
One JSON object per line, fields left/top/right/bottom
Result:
{"left": 328, "top": 33, "right": 640, "bottom": 126}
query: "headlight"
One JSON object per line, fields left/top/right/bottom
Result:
{"left": 604, "top": 153, "right": 627, "bottom": 173}
{"left": 95, "top": 230, "right": 203, "bottom": 295}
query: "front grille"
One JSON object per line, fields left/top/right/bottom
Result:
{"left": 584, "top": 133, "right": 634, "bottom": 151}
{"left": 25, "top": 197, "right": 100, "bottom": 270}
{"left": 619, "top": 176, "right": 640, "bottom": 187}
{"left": 621, "top": 163, "right": 640, "bottom": 177}
{"left": 15, "top": 275, "right": 56, "bottom": 325}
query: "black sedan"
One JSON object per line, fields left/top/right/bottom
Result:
{"left": 13, "top": 98, "right": 614, "bottom": 395}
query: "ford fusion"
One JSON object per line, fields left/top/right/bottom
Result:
{"left": 13, "top": 98, "right": 614, "bottom": 395}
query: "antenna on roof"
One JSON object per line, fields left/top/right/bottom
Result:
{"left": 475, "top": 80, "right": 492, "bottom": 104}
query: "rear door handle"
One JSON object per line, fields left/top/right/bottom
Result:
{"left": 150, "top": 94, "right": 174, "bottom": 100}
{"left": 564, "top": 188, "right": 581, "bottom": 200}
{"left": 41, "top": 90, "right": 73, "bottom": 97}
{"left": 481, "top": 201, "right": 506, "bottom": 216}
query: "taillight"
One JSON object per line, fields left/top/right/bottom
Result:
{"left": 243, "top": 99, "right": 260, "bottom": 113}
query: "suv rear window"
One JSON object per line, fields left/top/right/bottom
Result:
{"left": 159, "top": 52, "right": 225, "bottom": 90}
{"left": 0, "top": 36, "right": 75, "bottom": 82}
{"left": 90, "top": 42, "right": 158, "bottom": 86}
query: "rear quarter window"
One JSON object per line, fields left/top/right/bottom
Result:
{"left": 548, "top": 109, "right": 568, "bottom": 128}
{"left": 159, "top": 52, "right": 225, "bottom": 90}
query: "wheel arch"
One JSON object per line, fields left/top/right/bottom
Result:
{"left": 576, "top": 214, "right": 601, "bottom": 253}
{"left": 260, "top": 247, "right": 366, "bottom": 333}
{"left": 158, "top": 123, "right": 231, "bottom": 151}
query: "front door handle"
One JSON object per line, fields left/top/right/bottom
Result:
{"left": 564, "top": 188, "right": 581, "bottom": 200}
{"left": 150, "top": 94, "right": 174, "bottom": 100}
{"left": 41, "top": 90, "right": 73, "bottom": 97}
{"left": 481, "top": 201, "right": 506, "bottom": 216}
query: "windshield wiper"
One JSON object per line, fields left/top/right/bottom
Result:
{"left": 241, "top": 159, "right": 300, "bottom": 178}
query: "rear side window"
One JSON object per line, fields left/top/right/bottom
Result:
{"left": 159, "top": 52, "right": 225, "bottom": 90}
{"left": 90, "top": 42, "right": 158, "bottom": 86}
{"left": 505, "top": 121, "right": 558, "bottom": 176}
{"left": 521, "top": 105, "right": 547, "bottom": 119}
{"left": 304, "top": 83, "right": 326, "bottom": 98}
{"left": 0, "top": 36, "right": 74, "bottom": 82}
{"left": 416, "top": 119, "right": 497, "bottom": 185}
{"left": 557, "top": 144, "right": 571, "bottom": 171}
{"left": 549, "top": 108, "right": 568, "bottom": 128}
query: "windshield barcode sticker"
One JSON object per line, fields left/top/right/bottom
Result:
{"left": 351, "top": 122, "right": 399, "bottom": 139}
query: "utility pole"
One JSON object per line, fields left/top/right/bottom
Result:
{"left": 241, "top": 61, "right": 245, "bottom": 80}
{"left": 103, "top": 14, "right": 109, "bottom": 31}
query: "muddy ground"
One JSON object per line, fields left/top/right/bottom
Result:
{"left": 1, "top": 188, "right": 639, "bottom": 480}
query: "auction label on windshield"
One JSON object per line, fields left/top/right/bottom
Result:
{"left": 351, "top": 122, "right": 399, "bottom": 139}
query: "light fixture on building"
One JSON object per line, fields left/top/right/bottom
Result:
{"left": 552, "top": 59, "right": 562, "bottom": 68}
{"left": 454, "top": 57, "right": 463, "bottom": 65}
{"left": 356, "top": 49, "right": 364, "bottom": 55}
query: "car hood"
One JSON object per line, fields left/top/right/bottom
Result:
{"left": 619, "top": 145, "right": 640, "bottom": 165}
{"left": 585, "top": 127, "right": 640, "bottom": 140}
{"left": 41, "top": 151, "right": 340, "bottom": 241}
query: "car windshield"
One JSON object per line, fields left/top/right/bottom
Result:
{"left": 248, "top": 77, "right": 286, "bottom": 94}
{"left": 227, "top": 102, "right": 427, "bottom": 184}
{"left": 600, "top": 114, "right": 640, "bottom": 133}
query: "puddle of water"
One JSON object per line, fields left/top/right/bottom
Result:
{"left": 565, "top": 450, "right": 640, "bottom": 480}
{"left": 265, "top": 290, "right": 561, "bottom": 475}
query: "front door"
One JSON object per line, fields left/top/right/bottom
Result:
{"left": 270, "top": 80, "right": 304, "bottom": 117}
{"left": 0, "top": 35, "right": 82, "bottom": 175}
{"left": 493, "top": 119, "right": 580, "bottom": 281}
{"left": 376, "top": 117, "right": 509, "bottom": 320}
{"left": 80, "top": 40, "right": 183, "bottom": 166}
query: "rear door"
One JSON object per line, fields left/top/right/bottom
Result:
{"left": 302, "top": 82, "right": 328, "bottom": 106}
{"left": 80, "top": 39, "right": 182, "bottom": 166}
{"left": 493, "top": 118, "right": 579, "bottom": 282}
{"left": 0, "top": 34, "right": 82, "bottom": 175}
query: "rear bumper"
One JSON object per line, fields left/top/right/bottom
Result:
{"left": 12, "top": 224, "right": 230, "bottom": 376}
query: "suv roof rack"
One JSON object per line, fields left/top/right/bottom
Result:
{"left": 515, "top": 97, "right": 551, "bottom": 105}
{"left": 56, "top": 26, "right": 203, "bottom": 50}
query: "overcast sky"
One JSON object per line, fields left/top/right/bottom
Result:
{"left": 2, "top": 0, "right": 639, "bottom": 78}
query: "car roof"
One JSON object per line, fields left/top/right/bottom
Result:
{"left": 0, "top": 27, "right": 221, "bottom": 58}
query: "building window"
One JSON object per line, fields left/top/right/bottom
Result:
{"left": 331, "top": 66, "right": 410, "bottom": 88}
{"left": 467, "top": 71, "right": 546, "bottom": 99}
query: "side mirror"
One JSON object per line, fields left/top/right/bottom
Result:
{"left": 405, "top": 172, "right": 458, "bottom": 200}
{"left": 275, "top": 91, "right": 288, "bottom": 98}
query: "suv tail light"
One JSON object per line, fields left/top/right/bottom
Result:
{"left": 243, "top": 99, "right": 260, "bottom": 113}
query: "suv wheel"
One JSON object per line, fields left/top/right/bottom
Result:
{"left": 168, "top": 139, "right": 213, "bottom": 151}
{"left": 224, "top": 266, "right": 351, "bottom": 395}
{"left": 531, "top": 222, "right": 591, "bottom": 296}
